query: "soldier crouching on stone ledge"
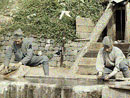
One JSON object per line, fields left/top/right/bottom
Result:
{"left": 3, "top": 28, "right": 49, "bottom": 76}
{"left": 96, "top": 36, "right": 130, "bottom": 81}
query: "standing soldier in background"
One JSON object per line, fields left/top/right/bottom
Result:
{"left": 96, "top": 36, "right": 130, "bottom": 80}
{"left": 3, "top": 28, "right": 49, "bottom": 76}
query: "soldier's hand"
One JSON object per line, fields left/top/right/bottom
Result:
{"left": 104, "top": 75, "right": 110, "bottom": 81}
{"left": 4, "top": 66, "right": 9, "bottom": 70}
{"left": 97, "top": 72, "right": 103, "bottom": 79}
{"left": 2, "top": 65, "right": 10, "bottom": 75}
{"left": 18, "top": 62, "right": 22, "bottom": 65}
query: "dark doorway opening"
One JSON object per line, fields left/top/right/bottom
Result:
{"left": 98, "top": 27, "right": 107, "bottom": 42}
{"left": 116, "top": 9, "right": 125, "bottom": 40}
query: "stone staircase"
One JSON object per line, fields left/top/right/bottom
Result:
{"left": 77, "top": 42, "right": 130, "bottom": 75}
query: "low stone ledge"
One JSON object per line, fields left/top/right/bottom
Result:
{"left": 0, "top": 80, "right": 105, "bottom": 98}
{"left": 72, "top": 85, "right": 104, "bottom": 98}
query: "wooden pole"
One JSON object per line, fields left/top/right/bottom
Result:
{"left": 125, "top": 2, "right": 130, "bottom": 42}
{"left": 70, "top": 3, "right": 115, "bottom": 74}
{"left": 107, "top": 13, "right": 116, "bottom": 41}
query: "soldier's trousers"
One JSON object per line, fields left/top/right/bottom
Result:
{"left": 102, "top": 59, "right": 130, "bottom": 79}
{"left": 26, "top": 55, "right": 49, "bottom": 75}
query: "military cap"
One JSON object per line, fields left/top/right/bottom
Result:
{"left": 13, "top": 28, "right": 24, "bottom": 39}
{"left": 102, "top": 36, "right": 113, "bottom": 47}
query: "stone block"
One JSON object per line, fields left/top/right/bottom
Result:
{"left": 72, "top": 85, "right": 103, "bottom": 98}
{"left": 0, "top": 36, "right": 4, "bottom": 41}
{"left": 53, "top": 47, "right": 60, "bottom": 51}
{"left": 38, "top": 47, "right": 45, "bottom": 51}
{"left": 64, "top": 56, "right": 75, "bottom": 62}
{"left": 77, "top": 42, "right": 86, "bottom": 48}
{"left": 4, "top": 37, "right": 10, "bottom": 41}
{"left": 45, "top": 44, "right": 51, "bottom": 50}
{"left": 65, "top": 50, "right": 78, "bottom": 56}
{"left": 28, "top": 37, "right": 35, "bottom": 42}
{"left": 63, "top": 61, "right": 72, "bottom": 67}
{"left": 48, "top": 46, "right": 55, "bottom": 51}
{"left": 49, "top": 61, "right": 57, "bottom": 67}
{"left": 51, "top": 56, "right": 60, "bottom": 61}
{"left": 102, "top": 86, "right": 130, "bottom": 98}
{"left": 76, "top": 32, "right": 91, "bottom": 39}
{"left": 32, "top": 44, "right": 38, "bottom": 50}
{"left": 77, "top": 65, "right": 97, "bottom": 75}
{"left": 68, "top": 42, "right": 78, "bottom": 47}
{"left": 7, "top": 32, "right": 12, "bottom": 37}
{"left": 76, "top": 25, "right": 94, "bottom": 33}
{"left": 2, "top": 46, "right": 7, "bottom": 50}
{"left": 76, "top": 17, "right": 95, "bottom": 26}
{"left": 4, "top": 42, "right": 9, "bottom": 46}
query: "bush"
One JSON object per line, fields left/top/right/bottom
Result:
{"left": 0, "top": 0, "right": 105, "bottom": 45}
{"left": 0, "top": 0, "right": 9, "bottom": 10}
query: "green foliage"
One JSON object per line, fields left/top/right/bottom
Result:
{"left": 0, "top": 0, "right": 9, "bottom": 11}
{"left": 0, "top": 0, "right": 105, "bottom": 44}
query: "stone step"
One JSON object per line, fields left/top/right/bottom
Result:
{"left": 83, "top": 50, "right": 98, "bottom": 58}
{"left": 75, "top": 38, "right": 90, "bottom": 42}
{"left": 89, "top": 42, "right": 103, "bottom": 50}
{"left": 84, "top": 44, "right": 129, "bottom": 58}
{"left": 84, "top": 50, "right": 128, "bottom": 58}
{"left": 79, "top": 58, "right": 96, "bottom": 65}
{"left": 77, "top": 65, "right": 97, "bottom": 75}
{"left": 88, "top": 43, "right": 129, "bottom": 51}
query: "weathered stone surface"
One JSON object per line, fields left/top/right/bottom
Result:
{"left": 63, "top": 61, "right": 72, "bottom": 67}
{"left": 0, "top": 81, "right": 57, "bottom": 98}
{"left": 51, "top": 56, "right": 60, "bottom": 61}
{"left": 0, "top": 32, "right": 88, "bottom": 69}
{"left": 38, "top": 47, "right": 45, "bottom": 51}
{"left": 76, "top": 17, "right": 95, "bottom": 26}
{"left": 67, "top": 42, "right": 78, "bottom": 47}
{"left": 49, "top": 61, "right": 57, "bottom": 67}
{"left": 2, "top": 46, "right": 7, "bottom": 50}
{"left": 72, "top": 85, "right": 103, "bottom": 98}
{"left": 0, "top": 79, "right": 105, "bottom": 98}
{"left": 77, "top": 65, "right": 97, "bottom": 75}
{"left": 0, "top": 37, "right": 4, "bottom": 42}
{"left": 65, "top": 50, "right": 78, "bottom": 56}
{"left": 64, "top": 56, "right": 75, "bottom": 62}
{"left": 4, "top": 37, "right": 10, "bottom": 41}
{"left": 76, "top": 17, "right": 94, "bottom": 39}
{"left": 102, "top": 86, "right": 130, "bottom": 98}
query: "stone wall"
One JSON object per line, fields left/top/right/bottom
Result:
{"left": 0, "top": 78, "right": 103, "bottom": 98}
{"left": 0, "top": 33, "right": 87, "bottom": 67}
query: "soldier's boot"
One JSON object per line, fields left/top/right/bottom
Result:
{"left": 122, "top": 70, "right": 130, "bottom": 78}
{"left": 42, "top": 61, "right": 49, "bottom": 76}
{"left": 119, "top": 60, "right": 130, "bottom": 78}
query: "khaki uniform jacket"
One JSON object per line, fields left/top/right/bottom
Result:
{"left": 4, "top": 38, "right": 48, "bottom": 66}
{"left": 96, "top": 46, "right": 125, "bottom": 73}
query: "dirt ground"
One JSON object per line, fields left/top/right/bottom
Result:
{"left": 5, "top": 65, "right": 97, "bottom": 79}
{"left": 27, "top": 67, "right": 97, "bottom": 79}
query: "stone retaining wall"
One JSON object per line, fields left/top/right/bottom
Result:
{"left": 0, "top": 33, "right": 87, "bottom": 67}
